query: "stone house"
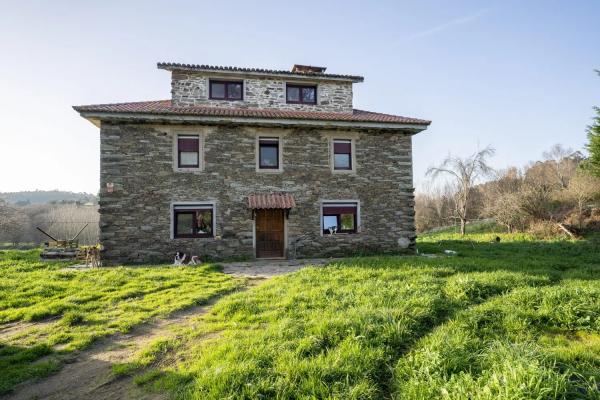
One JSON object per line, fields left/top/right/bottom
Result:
{"left": 74, "top": 62, "right": 430, "bottom": 264}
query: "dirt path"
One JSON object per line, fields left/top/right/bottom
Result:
{"left": 220, "top": 258, "right": 334, "bottom": 277}
{"left": 2, "top": 281, "right": 263, "bottom": 400}
{"left": 1, "top": 259, "right": 323, "bottom": 400}
{"left": 0, "top": 316, "right": 60, "bottom": 341}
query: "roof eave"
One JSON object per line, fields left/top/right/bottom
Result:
{"left": 157, "top": 64, "right": 364, "bottom": 83}
{"left": 77, "top": 111, "right": 429, "bottom": 133}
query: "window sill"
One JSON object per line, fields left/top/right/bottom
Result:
{"left": 172, "top": 236, "right": 216, "bottom": 240}
{"left": 174, "top": 167, "right": 203, "bottom": 173}
{"left": 331, "top": 169, "right": 356, "bottom": 175}
{"left": 256, "top": 168, "right": 283, "bottom": 174}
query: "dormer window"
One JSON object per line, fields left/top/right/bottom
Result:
{"left": 286, "top": 84, "right": 316, "bottom": 104}
{"left": 209, "top": 80, "right": 243, "bottom": 100}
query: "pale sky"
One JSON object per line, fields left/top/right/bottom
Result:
{"left": 0, "top": 0, "right": 598, "bottom": 194}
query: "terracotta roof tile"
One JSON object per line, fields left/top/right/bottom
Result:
{"left": 73, "top": 100, "right": 431, "bottom": 126}
{"left": 248, "top": 193, "right": 296, "bottom": 209}
{"left": 157, "top": 62, "right": 363, "bottom": 82}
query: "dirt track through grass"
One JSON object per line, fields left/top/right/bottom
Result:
{"left": 0, "top": 250, "right": 246, "bottom": 395}
{"left": 2, "top": 281, "right": 263, "bottom": 400}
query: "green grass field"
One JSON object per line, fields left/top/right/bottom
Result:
{"left": 1, "top": 232, "right": 600, "bottom": 399}
{"left": 125, "top": 233, "right": 600, "bottom": 399}
{"left": 0, "top": 250, "right": 245, "bottom": 394}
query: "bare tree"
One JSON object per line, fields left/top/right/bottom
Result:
{"left": 542, "top": 144, "right": 580, "bottom": 188}
{"left": 0, "top": 200, "right": 29, "bottom": 245}
{"left": 426, "top": 146, "right": 496, "bottom": 235}
{"left": 36, "top": 204, "right": 99, "bottom": 245}
{"left": 415, "top": 183, "right": 456, "bottom": 232}
{"left": 566, "top": 170, "right": 600, "bottom": 229}
{"left": 484, "top": 168, "right": 528, "bottom": 232}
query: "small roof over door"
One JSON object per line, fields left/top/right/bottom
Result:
{"left": 247, "top": 193, "right": 296, "bottom": 210}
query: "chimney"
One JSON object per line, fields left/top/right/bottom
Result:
{"left": 291, "top": 64, "right": 327, "bottom": 74}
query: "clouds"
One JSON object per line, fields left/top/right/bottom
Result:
{"left": 406, "top": 8, "right": 494, "bottom": 41}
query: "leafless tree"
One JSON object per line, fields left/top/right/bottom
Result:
{"left": 566, "top": 170, "right": 600, "bottom": 229}
{"left": 426, "top": 146, "right": 496, "bottom": 235}
{"left": 0, "top": 200, "right": 29, "bottom": 245}
{"left": 542, "top": 144, "right": 581, "bottom": 188}
{"left": 484, "top": 168, "right": 528, "bottom": 232}
{"left": 415, "top": 183, "right": 456, "bottom": 232}
{"left": 35, "top": 204, "right": 99, "bottom": 245}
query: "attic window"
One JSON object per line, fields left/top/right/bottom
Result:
{"left": 209, "top": 80, "right": 243, "bottom": 100}
{"left": 286, "top": 84, "right": 316, "bottom": 104}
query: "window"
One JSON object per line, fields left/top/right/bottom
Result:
{"left": 333, "top": 139, "right": 352, "bottom": 170}
{"left": 177, "top": 135, "right": 200, "bottom": 168}
{"left": 322, "top": 202, "right": 358, "bottom": 234}
{"left": 258, "top": 137, "right": 280, "bottom": 169}
{"left": 173, "top": 204, "right": 214, "bottom": 238}
{"left": 209, "top": 80, "right": 243, "bottom": 100}
{"left": 286, "top": 84, "right": 317, "bottom": 104}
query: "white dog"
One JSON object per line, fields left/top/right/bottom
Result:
{"left": 174, "top": 251, "right": 187, "bottom": 265}
{"left": 174, "top": 252, "right": 201, "bottom": 266}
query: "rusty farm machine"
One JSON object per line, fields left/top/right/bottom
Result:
{"left": 36, "top": 224, "right": 102, "bottom": 267}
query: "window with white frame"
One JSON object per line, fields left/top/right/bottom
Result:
{"left": 172, "top": 203, "right": 214, "bottom": 238}
{"left": 322, "top": 201, "right": 359, "bottom": 234}
{"left": 176, "top": 134, "right": 201, "bottom": 169}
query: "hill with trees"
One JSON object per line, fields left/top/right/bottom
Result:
{"left": 0, "top": 190, "right": 97, "bottom": 205}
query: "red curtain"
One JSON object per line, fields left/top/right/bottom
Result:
{"left": 178, "top": 137, "right": 199, "bottom": 151}
{"left": 323, "top": 206, "right": 356, "bottom": 214}
{"left": 334, "top": 141, "right": 351, "bottom": 154}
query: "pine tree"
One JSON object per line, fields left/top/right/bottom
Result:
{"left": 584, "top": 70, "right": 600, "bottom": 177}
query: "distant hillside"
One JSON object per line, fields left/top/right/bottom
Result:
{"left": 0, "top": 190, "right": 98, "bottom": 205}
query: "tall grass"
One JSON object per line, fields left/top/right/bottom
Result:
{"left": 130, "top": 232, "right": 600, "bottom": 399}
{"left": 0, "top": 250, "right": 245, "bottom": 394}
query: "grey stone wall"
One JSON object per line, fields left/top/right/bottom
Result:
{"left": 170, "top": 72, "right": 353, "bottom": 113}
{"left": 99, "top": 122, "right": 415, "bottom": 264}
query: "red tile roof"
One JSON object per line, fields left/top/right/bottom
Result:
{"left": 248, "top": 193, "right": 296, "bottom": 209}
{"left": 73, "top": 100, "right": 431, "bottom": 126}
{"left": 157, "top": 62, "right": 363, "bottom": 82}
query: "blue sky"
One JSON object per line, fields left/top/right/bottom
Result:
{"left": 0, "top": 0, "right": 598, "bottom": 194}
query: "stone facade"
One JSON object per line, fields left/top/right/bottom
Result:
{"left": 170, "top": 71, "right": 354, "bottom": 113}
{"left": 99, "top": 122, "right": 416, "bottom": 264}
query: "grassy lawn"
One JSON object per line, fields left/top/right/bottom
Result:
{"left": 123, "top": 233, "right": 600, "bottom": 399}
{"left": 0, "top": 250, "right": 245, "bottom": 394}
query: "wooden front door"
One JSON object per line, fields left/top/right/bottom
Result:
{"left": 255, "top": 209, "right": 285, "bottom": 258}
